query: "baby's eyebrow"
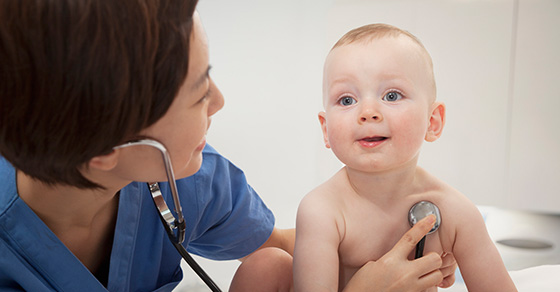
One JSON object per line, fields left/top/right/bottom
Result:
{"left": 329, "top": 76, "right": 354, "bottom": 85}
{"left": 193, "top": 65, "right": 212, "bottom": 91}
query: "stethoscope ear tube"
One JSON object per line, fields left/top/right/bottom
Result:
{"left": 114, "top": 139, "right": 221, "bottom": 291}
{"left": 148, "top": 182, "right": 186, "bottom": 244}
{"left": 114, "top": 139, "right": 185, "bottom": 244}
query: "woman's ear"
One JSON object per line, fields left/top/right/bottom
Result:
{"left": 318, "top": 111, "right": 331, "bottom": 148}
{"left": 425, "top": 101, "right": 446, "bottom": 142}
{"left": 88, "top": 149, "right": 120, "bottom": 171}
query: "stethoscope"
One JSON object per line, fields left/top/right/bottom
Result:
{"left": 408, "top": 201, "right": 442, "bottom": 259}
{"left": 114, "top": 139, "right": 222, "bottom": 292}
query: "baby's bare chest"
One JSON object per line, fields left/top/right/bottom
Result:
{"left": 337, "top": 203, "right": 450, "bottom": 284}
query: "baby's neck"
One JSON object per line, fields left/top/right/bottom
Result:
{"left": 344, "top": 164, "right": 424, "bottom": 204}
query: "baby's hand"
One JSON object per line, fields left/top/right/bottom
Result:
{"left": 438, "top": 252, "right": 457, "bottom": 288}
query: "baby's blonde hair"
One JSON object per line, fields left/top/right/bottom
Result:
{"left": 331, "top": 23, "right": 437, "bottom": 98}
{"left": 333, "top": 23, "right": 425, "bottom": 51}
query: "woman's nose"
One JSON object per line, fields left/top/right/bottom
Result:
{"left": 208, "top": 80, "right": 225, "bottom": 116}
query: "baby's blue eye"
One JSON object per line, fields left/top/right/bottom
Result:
{"left": 383, "top": 92, "right": 402, "bottom": 102}
{"left": 339, "top": 96, "right": 356, "bottom": 106}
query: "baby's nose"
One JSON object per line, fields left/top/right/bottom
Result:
{"left": 359, "top": 109, "right": 383, "bottom": 122}
{"left": 360, "top": 114, "right": 381, "bottom": 122}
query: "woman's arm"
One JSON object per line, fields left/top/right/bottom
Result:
{"left": 250, "top": 227, "right": 295, "bottom": 257}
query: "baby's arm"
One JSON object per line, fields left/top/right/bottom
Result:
{"left": 451, "top": 197, "right": 517, "bottom": 291}
{"left": 293, "top": 192, "right": 342, "bottom": 292}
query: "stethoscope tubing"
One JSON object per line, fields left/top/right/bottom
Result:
{"left": 149, "top": 181, "right": 222, "bottom": 292}
{"left": 171, "top": 239, "right": 222, "bottom": 292}
{"left": 114, "top": 139, "right": 222, "bottom": 292}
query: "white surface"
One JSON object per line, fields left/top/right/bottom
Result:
{"left": 441, "top": 265, "right": 560, "bottom": 292}
{"left": 176, "top": 256, "right": 239, "bottom": 292}
{"left": 177, "top": 263, "right": 560, "bottom": 292}
{"left": 482, "top": 206, "right": 560, "bottom": 271}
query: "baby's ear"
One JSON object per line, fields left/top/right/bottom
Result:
{"left": 318, "top": 111, "right": 331, "bottom": 148}
{"left": 425, "top": 101, "right": 446, "bottom": 142}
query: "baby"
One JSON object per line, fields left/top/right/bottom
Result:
{"left": 293, "top": 24, "right": 517, "bottom": 292}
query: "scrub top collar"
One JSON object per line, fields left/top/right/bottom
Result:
{"left": 0, "top": 160, "right": 144, "bottom": 291}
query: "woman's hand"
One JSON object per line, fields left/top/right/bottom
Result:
{"left": 343, "top": 215, "right": 457, "bottom": 292}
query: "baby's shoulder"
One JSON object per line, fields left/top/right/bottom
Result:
{"left": 414, "top": 172, "right": 484, "bottom": 248}
{"left": 415, "top": 168, "right": 478, "bottom": 217}
{"left": 417, "top": 167, "right": 461, "bottom": 195}
{"left": 304, "top": 168, "right": 350, "bottom": 198}
{"left": 298, "top": 169, "right": 353, "bottom": 219}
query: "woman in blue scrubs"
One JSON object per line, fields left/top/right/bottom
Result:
{"left": 0, "top": 1, "right": 456, "bottom": 291}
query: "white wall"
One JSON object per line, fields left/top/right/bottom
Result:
{"left": 182, "top": 0, "right": 560, "bottom": 289}
{"left": 197, "top": 0, "right": 335, "bottom": 229}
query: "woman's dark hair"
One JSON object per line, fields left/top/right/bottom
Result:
{"left": 0, "top": 0, "right": 199, "bottom": 188}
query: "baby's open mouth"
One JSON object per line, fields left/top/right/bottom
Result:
{"left": 361, "top": 136, "right": 388, "bottom": 142}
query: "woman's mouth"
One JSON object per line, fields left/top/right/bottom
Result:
{"left": 358, "top": 136, "right": 388, "bottom": 148}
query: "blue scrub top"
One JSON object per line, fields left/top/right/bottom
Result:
{"left": 0, "top": 145, "right": 275, "bottom": 291}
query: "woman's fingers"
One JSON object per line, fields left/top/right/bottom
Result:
{"left": 419, "top": 269, "right": 444, "bottom": 290}
{"left": 415, "top": 252, "right": 443, "bottom": 278}
{"left": 392, "top": 214, "right": 436, "bottom": 256}
{"left": 347, "top": 215, "right": 451, "bottom": 292}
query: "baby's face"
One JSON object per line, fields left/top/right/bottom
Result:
{"left": 320, "top": 35, "right": 437, "bottom": 172}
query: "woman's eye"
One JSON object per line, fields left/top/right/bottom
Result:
{"left": 199, "top": 88, "right": 211, "bottom": 103}
{"left": 339, "top": 96, "right": 356, "bottom": 106}
{"left": 383, "top": 91, "right": 402, "bottom": 102}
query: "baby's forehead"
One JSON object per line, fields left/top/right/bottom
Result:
{"left": 325, "top": 35, "right": 433, "bottom": 76}
{"left": 333, "top": 34, "right": 430, "bottom": 60}
{"left": 323, "top": 34, "right": 437, "bottom": 101}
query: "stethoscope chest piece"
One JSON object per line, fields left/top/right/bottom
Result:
{"left": 408, "top": 201, "right": 442, "bottom": 258}
{"left": 408, "top": 201, "right": 441, "bottom": 234}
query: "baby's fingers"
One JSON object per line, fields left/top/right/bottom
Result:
{"left": 441, "top": 252, "right": 456, "bottom": 269}
{"left": 439, "top": 253, "right": 457, "bottom": 288}
{"left": 439, "top": 272, "right": 456, "bottom": 288}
